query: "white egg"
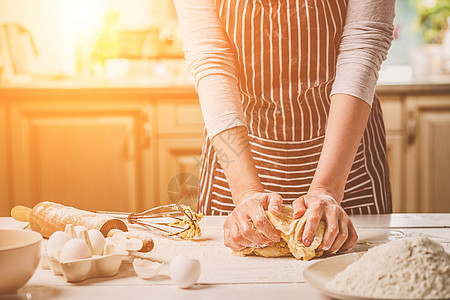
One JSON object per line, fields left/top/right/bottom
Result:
{"left": 169, "top": 255, "right": 201, "bottom": 288}
{"left": 59, "top": 238, "right": 91, "bottom": 262}
{"left": 87, "top": 229, "right": 106, "bottom": 256}
{"left": 133, "top": 258, "right": 163, "bottom": 279}
{"left": 74, "top": 225, "right": 87, "bottom": 238}
{"left": 47, "top": 231, "right": 71, "bottom": 259}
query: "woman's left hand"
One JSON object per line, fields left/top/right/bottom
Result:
{"left": 292, "top": 194, "right": 358, "bottom": 255}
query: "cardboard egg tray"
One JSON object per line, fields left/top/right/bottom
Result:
{"left": 42, "top": 253, "right": 124, "bottom": 282}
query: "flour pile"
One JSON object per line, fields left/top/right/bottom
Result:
{"left": 327, "top": 236, "right": 450, "bottom": 299}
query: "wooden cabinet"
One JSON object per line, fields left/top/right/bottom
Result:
{"left": 0, "top": 87, "right": 202, "bottom": 217}
{"left": 379, "top": 92, "right": 450, "bottom": 213}
{"left": 404, "top": 95, "right": 450, "bottom": 213}
{"left": 0, "top": 102, "right": 10, "bottom": 215}
{"left": 156, "top": 100, "right": 204, "bottom": 210}
{"left": 2, "top": 89, "right": 158, "bottom": 215}
{"left": 380, "top": 96, "right": 405, "bottom": 213}
{"left": 1, "top": 85, "right": 449, "bottom": 216}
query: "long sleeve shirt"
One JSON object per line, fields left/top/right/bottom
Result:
{"left": 174, "top": 0, "right": 395, "bottom": 139}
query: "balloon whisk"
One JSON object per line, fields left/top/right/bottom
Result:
{"left": 97, "top": 204, "right": 203, "bottom": 239}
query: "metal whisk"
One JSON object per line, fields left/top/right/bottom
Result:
{"left": 97, "top": 204, "right": 203, "bottom": 239}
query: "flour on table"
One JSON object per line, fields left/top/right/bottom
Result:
{"left": 327, "top": 236, "right": 450, "bottom": 299}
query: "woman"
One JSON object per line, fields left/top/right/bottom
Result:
{"left": 174, "top": 0, "right": 395, "bottom": 254}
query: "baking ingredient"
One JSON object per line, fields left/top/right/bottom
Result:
{"left": 87, "top": 229, "right": 106, "bottom": 256}
{"left": 169, "top": 255, "right": 201, "bottom": 288}
{"left": 120, "top": 231, "right": 154, "bottom": 252}
{"left": 327, "top": 236, "right": 450, "bottom": 299}
{"left": 133, "top": 258, "right": 163, "bottom": 279}
{"left": 106, "top": 229, "right": 151, "bottom": 252}
{"left": 47, "top": 231, "right": 71, "bottom": 259}
{"left": 46, "top": 231, "right": 69, "bottom": 259}
{"left": 104, "top": 237, "right": 127, "bottom": 255}
{"left": 125, "top": 238, "right": 143, "bottom": 251}
{"left": 104, "top": 230, "right": 142, "bottom": 255}
{"left": 59, "top": 238, "right": 91, "bottom": 262}
{"left": 235, "top": 206, "right": 324, "bottom": 260}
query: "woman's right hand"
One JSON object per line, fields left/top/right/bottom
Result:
{"left": 223, "top": 192, "right": 283, "bottom": 251}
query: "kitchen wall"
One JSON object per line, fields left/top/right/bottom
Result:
{"left": 385, "top": 0, "right": 424, "bottom": 66}
{"left": 0, "top": 0, "right": 429, "bottom": 78}
{"left": 0, "top": 0, "right": 65, "bottom": 75}
{"left": 0, "top": 0, "right": 178, "bottom": 77}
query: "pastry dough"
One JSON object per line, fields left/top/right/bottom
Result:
{"left": 234, "top": 206, "right": 324, "bottom": 260}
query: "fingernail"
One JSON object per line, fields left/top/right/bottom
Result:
{"left": 322, "top": 246, "right": 329, "bottom": 251}
{"left": 304, "top": 238, "right": 311, "bottom": 247}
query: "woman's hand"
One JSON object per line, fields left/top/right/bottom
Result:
{"left": 292, "top": 193, "right": 358, "bottom": 255}
{"left": 223, "top": 192, "right": 283, "bottom": 251}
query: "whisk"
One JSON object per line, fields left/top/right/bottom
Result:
{"left": 97, "top": 204, "right": 203, "bottom": 239}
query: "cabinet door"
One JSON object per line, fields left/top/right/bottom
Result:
{"left": 0, "top": 103, "right": 9, "bottom": 216}
{"left": 380, "top": 96, "right": 404, "bottom": 212}
{"left": 158, "top": 138, "right": 203, "bottom": 210}
{"left": 156, "top": 99, "right": 204, "bottom": 209}
{"left": 10, "top": 98, "right": 153, "bottom": 213}
{"left": 385, "top": 135, "right": 404, "bottom": 212}
{"left": 405, "top": 96, "right": 450, "bottom": 213}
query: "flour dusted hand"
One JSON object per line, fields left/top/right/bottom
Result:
{"left": 327, "top": 236, "right": 450, "bottom": 299}
{"left": 223, "top": 192, "right": 282, "bottom": 251}
{"left": 234, "top": 206, "right": 324, "bottom": 261}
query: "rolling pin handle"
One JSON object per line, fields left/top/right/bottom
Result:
{"left": 11, "top": 205, "right": 32, "bottom": 222}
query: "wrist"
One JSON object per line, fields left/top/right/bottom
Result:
{"left": 234, "top": 187, "right": 265, "bottom": 206}
{"left": 307, "top": 185, "right": 343, "bottom": 204}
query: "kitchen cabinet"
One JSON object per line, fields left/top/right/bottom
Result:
{"left": 7, "top": 90, "right": 155, "bottom": 214}
{"left": 404, "top": 95, "right": 450, "bottom": 213}
{"left": 1, "top": 83, "right": 450, "bottom": 216}
{"left": 379, "top": 96, "right": 405, "bottom": 213}
{"left": 0, "top": 102, "right": 10, "bottom": 215}
{"left": 156, "top": 100, "right": 204, "bottom": 209}
{"left": 378, "top": 85, "right": 450, "bottom": 213}
{"left": 0, "top": 87, "right": 203, "bottom": 217}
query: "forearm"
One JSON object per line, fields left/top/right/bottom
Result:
{"left": 211, "top": 126, "right": 264, "bottom": 205}
{"left": 308, "top": 94, "right": 371, "bottom": 202}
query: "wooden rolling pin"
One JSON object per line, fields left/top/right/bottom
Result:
{"left": 11, "top": 201, "right": 128, "bottom": 238}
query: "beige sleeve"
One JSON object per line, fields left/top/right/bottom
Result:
{"left": 173, "top": 0, "right": 247, "bottom": 139}
{"left": 330, "top": 0, "right": 396, "bottom": 106}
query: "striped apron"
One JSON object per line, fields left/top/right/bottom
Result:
{"left": 198, "top": 0, "right": 392, "bottom": 215}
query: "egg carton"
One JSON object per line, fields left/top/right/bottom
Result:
{"left": 42, "top": 253, "right": 123, "bottom": 282}
{"left": 41, "top": 224, "right": 138, "bottom": 282}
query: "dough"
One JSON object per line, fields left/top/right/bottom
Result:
{"left": 233, "top": 206, "right": 324, "bottom": 261}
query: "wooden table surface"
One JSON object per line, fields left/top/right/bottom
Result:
{"left": 1, "top": 214, "right": 449, "bottom": 300}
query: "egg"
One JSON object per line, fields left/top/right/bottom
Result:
{"left": 133, "top": 258, "right": 163, "bottom": 279}
{"left": 59, "top": 238, "right": 91, "bottom": 262}
{"left": 47, "top": 231, "right": 71, "bottom": 259}
{"left": 87, "top": 229, "right": 106, "bottom": 256}
{"left": 169, "top": 255, "right": 201, "bottom": 288}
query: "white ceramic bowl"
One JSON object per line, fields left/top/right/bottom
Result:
{"left": 0, "top": 229, "right": 42, "bottom": 294}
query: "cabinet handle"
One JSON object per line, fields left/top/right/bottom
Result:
{"left": 407, "top": 112, "right": 417, "bottom": 146}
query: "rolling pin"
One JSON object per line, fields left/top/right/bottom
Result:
{"left": 11, "top": 201, "right": 128, "bottom": 238}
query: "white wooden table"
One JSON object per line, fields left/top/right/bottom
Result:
{"left": 1, "top": 214, "right": 449, "bottom": 300}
